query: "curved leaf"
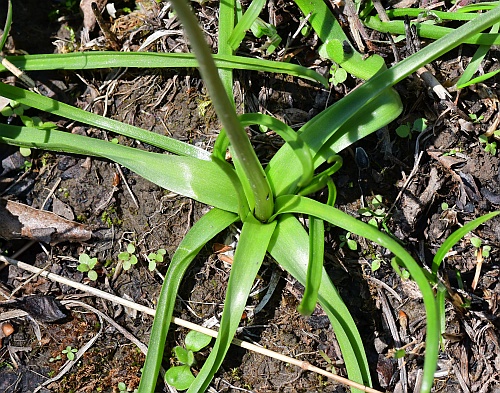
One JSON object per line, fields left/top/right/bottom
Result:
{"left": 138, "top": 208, "right": 238, "bottom": 393}
{"left": 0, "top": 124, "right": 241, "bottom": 212}
{"left": 268, "top": 214, "right": 371, "bottom": 392}
{"left": 187, "top": 216, "right": 277, "bottom": 393}
{"left": 228, "top": 0, "right": 266, "bottom": 50}
{"left": 267, "top": 4, "right": 500, "bottom": 196}
{"left": 272, "top": 195, "right": 439, "bottom": 393}
{"left": 432, "top": 211, "right": 500, "bottom": 275}
{"left": 0, "top": 82, "right": 210, "bottom": 160}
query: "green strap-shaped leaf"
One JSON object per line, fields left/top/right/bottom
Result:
{"left": 296, "top": 215, "right": 324, "bottom": 316}
{"left": 456, "top": 22, "right": 500, "bottom": 88}
{"left": 0, "top": 124, "right": 242, "bottom": 213}
{"left": 268, "top": 214, "right": 371, "bottom": 392}
{"left": 228, "top": 0, "right": 267, "bottom": 50}
{"left": 272, "top": 195, "right": 440, "bottom": 393}
{"left": 240, "top": 113, "right": 314, "bottom": 188}
{"left": 364, "top": 15, "right": 500, "bottom": 45}
{"left": 187, "top": 215, "right": 277, "bottom": 392}
{"left": 0, "top": 52, "right": 328, "bottom": 86}
{"left": 0, "top": 82, "right": 210, "bottom": 160}
{"left": 294, "top": 0, "right": 386, "bottom": 79}
{"left": 138, "top": 208, "right": 238, "bottom": 393}
{"left": 267, "top": 4, "right": 500, "bottom": 197}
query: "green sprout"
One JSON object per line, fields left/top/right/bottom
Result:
{"left": 61, "top": 346, "right": 78, "bottom": 361}
{"left": 119, "top": 243, "right": 138, "bottom": 271}
{"left": 468, "top": 113, "right": 484, "bottom": 123}
{"left": 479, "top": 133, "right": 498, "bottom": 155}
{"left": 164, "top": 331, "right": 212, "bottom": 391}
{"left": 329, "top": 63, "right": 348, "bottom": 86}
{"left": 339, "top": 232, "right": 358, "bottom": 251}
{"left": 370, "top": 256, "right": 383, "bottom": 272}
{"left": 250, "top": 17, "right": 282, "bottom": 55}
{"left": 395, "top": 117, "right": 428, "bottom": 138}
{"left": 470, "top": 237, "right": 491, "bottom": 258}
{"left": 77, "top": 253, "right": 98, "bottom": 281}
{"left": 147, "top": 249, "right": 167, "bottom": 271}
{"left": 48, "top": 354, "right": 62, "bottom": 363}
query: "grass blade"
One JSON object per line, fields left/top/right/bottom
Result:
{"left": 229, "top": 0, "right": 267, "bottom": 50}
{"left": 0, "top": 0, "right": 12, "bottom": 52}
{"left": 0, "top": 82, "right": 210, "bottom": 160}
{"left": 0, "top": 52, "right": 328, "bottom": 86}
{"left": 364, "top": 15, "right": 500, "bottom": 45}
{"left": 432, "top": 211, "right": 500, "bottom": 275}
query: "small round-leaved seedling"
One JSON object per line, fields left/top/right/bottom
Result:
{"left": 147, "top": 248, "right": 166, "bottom": 271}
{"left": 164, "top": 331, "right": 212, "bottom": 390}
{"left": 77, "top": 253, "right": 98, "bottom": 281}
{"left": 119, "top": 243, "right": 138, "bottom": 271}
{"left": 62, "top": 345, "right": 77, "bottom": 361}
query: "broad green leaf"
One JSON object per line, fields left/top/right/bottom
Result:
{"left": 272, "top": 196, "right": 439, "bottom": 393}
{"left": 267, "top": 5, "right": 500, "bottom": 197}
{"left": 138, "top": 208, "right": 238, "bottom": 393}
{"left": 0, "top": 124, "right": 241, "bottom": 213}
{"left": 187, "top": 216, "right": 276, "bottom": 393}
{"left": 267, "top": 88, "right": 402, "bottom": 196}
{"left": 268, "top": 214, "right": 371, "bottom": 392}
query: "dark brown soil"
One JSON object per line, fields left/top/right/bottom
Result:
{"left": 1, "top": 1, "right": 500, "bottom": 393}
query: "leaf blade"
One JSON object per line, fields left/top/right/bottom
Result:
{"left": 138, "top": 208, "right": 238, "bottom": 393}
{"left": 187, "top": 216, "right": 277, "bottom": 393}
{"left": 0, "top": 124, "right": 241, "bottom": 212}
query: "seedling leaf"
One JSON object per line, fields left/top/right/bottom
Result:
{"left": 185, "top": 331, "right": 212, "bottom": 352}
{"left": 174, "top": 346, "right": 191, "bottom": 365}
{"left": 165, "top": 365, "right": 195, "bottom": 391}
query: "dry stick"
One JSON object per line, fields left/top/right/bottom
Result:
{"left": 0, "top": 255, "right": 383, "bottom": 393}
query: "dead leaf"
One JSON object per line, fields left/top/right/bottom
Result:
{"left": 0, "top": 199, "right": 92, "bottom": 245}
{"left": 1, "top": 295, "right": 67, "bottom": 323}
{"left": 80, "top": 0, "right": 108, "bottom": 32}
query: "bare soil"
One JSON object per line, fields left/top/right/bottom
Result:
{"left": 1, "top": 1, "right": 500, "bottom": 392}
